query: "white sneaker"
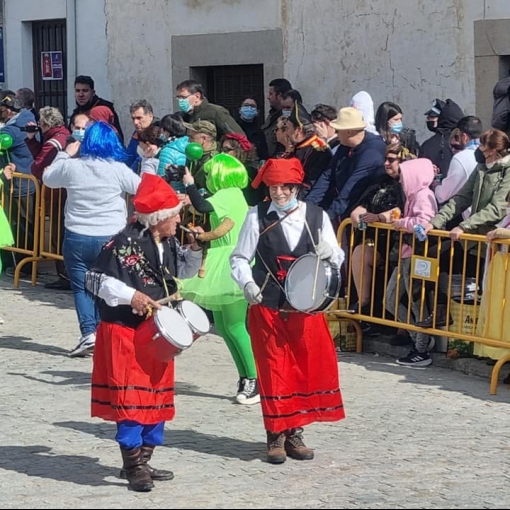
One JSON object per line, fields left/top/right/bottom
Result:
{"left": 236, "top": 378, "right": 261, "bottom": 405}
{"left": 69, "top": 333, "right": 96, "bottom": 358}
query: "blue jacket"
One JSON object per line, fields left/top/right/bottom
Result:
{"left": 1, "top": 109, "right": 36, "bottom": 194}
{"left": 125, "top": 131, "right": 140, "bottom": 173}
{"left": 157, "top": 136, "right": 189, "bottom": 177}
{"left": 306, "top": 131, "right": 386, "bottom": 221}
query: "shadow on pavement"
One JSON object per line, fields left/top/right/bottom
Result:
{"left": 163, "top": 429, "right": 266, "bottom": 462}
{"left": 339, "top": 351, "right": 510, "bottom": 404}
{"left": 0, "top": 445, "right": 124, "bottom": 487}
{"left": 8, "top": 369, "right": 91, "bottom": 386}
{"left": 175, "top": 381, "right": 232, "bottom": 401}
{"left": 54, "top": 421, "right": 266, "bottom": 462}
{"left": 0, "top": 335, "right": 71, "bottom": 357}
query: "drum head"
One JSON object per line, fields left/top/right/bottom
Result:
{"left": 154, "top": 307, "right": 193, "bottom": 349}
{"left": 179, "top": 300, "right": 211, "bottom": 335}
{"left": 285, "top": 253, "right": 328, "bottom": 312}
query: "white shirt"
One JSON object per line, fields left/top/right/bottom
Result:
{"left": 97, "top": 241, "right": 203, "bottom": 307}
{"left": 230, "top": 201, "right": 345, "bottom": 290}
{"left": 435, "top": 147, "right": 478, "bottom": 219}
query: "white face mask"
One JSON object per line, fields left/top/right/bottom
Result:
{"left": 137, "top": 145, "right": 145, "bottom": 158}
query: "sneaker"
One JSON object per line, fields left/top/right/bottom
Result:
{"left": 396, "top": 349, "right": 432, "bottom": 367}
{"left": 69, "top": 333, "right": 96, "bottom": 358}
{"left": 236, "top": 378, "right": 247, "bottom": 401}
{"left": 236, "top": 378, "right": 260, "bottom": 405}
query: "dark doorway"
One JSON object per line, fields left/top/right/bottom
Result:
{"left": 32, "top": 19, "right": 67, "bottom": 117}
{"left": 191, "top": 64, "right": 265, "bottom": 118}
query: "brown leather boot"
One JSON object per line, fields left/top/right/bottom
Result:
{"left": 285, "top": 428, "right": 314, "bottom": 460}
{"left": 120, "top": 445, "right": 174, "bottom": 481}
{"left": 119, "top": 447, "right": 154, "bottom": 492}
{"left": 266, "top": 431, "right": 287, "bottom": 464}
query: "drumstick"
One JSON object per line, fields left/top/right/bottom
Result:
{"left": 311, "top": 229, "right": 322, "bottom": 301}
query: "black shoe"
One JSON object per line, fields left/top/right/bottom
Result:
{"left": 44, "top": 278, "right": 71, "bottom": 290}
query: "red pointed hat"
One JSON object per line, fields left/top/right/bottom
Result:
{"left": 252, "top": 157, "right": 305, "bottom": 188}
{"left": 132, "top": 173, "right": 181, "bottom": 214}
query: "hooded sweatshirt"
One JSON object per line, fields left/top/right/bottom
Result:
{"left": 392, "top": 158, "right": 438, "bottom": 257}
{"left": 420, "top": 99, "right": 465, "bottom": 177}
{"left": 350, "top": 91, "right": 378, "bottom": 134}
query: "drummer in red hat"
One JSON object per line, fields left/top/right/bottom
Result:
{"left": 85, "top": 173, "right": 203, "bottom": 492}
{"left": 230, "top": 157, "right": 346, "bottom": 464}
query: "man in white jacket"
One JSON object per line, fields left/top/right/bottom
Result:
{"left": 433, "top": 116, "right": 482, "bottom": 224}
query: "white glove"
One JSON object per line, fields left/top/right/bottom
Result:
{"left": 244, "top": 281, "right": 263, "bottom": 304}
{"left": 315, "top": 240, "right": 334, "bottom": 260}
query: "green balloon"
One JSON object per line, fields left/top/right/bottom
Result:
{"left": 185, "top": 142, "right": 204, "bottom": 162}
{"left": 0, "top": 133, "right": 13, "bottom": 150}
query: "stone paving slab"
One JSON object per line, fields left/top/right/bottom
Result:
{"left": 1, "top": 276, "right": 510, "bottom": 509}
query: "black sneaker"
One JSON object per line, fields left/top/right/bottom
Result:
{"left": 396, "top": 349, "right": 432, "bottom": 367}
{"left": 236, "top": 378, "right": 260, "bottom": 405}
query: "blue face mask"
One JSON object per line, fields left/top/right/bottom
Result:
{"left": 390, "top": 121, "right": 403, "bottom": 134}
{"left": 178, "top": 98, "right": 192, "bottom": 113}
{"left": 281, "top": 109, "right": 292, "bottom": 118}
{"left": 273, "top": 196, "right": 298, "bottom": 212}
{"left": 240, "top": 106, "right": 257, "bottom": 121}
{"left": 72, "top": 129, "right": 85, "bottom": 142}
{"left": 159, "top": 133, "right": 168, "bottom": 143}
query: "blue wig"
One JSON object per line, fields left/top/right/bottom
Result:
{"left": 80, "top": 121, "right": 127, "bottom": 162}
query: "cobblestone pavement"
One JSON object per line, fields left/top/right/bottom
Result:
{"left": 1, "top": 275, "right": 510, "bottom": 509}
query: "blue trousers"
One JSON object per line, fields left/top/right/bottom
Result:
{"left": 116, "top": 420, "right": 165, "bottom": 449}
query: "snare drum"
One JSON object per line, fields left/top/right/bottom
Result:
{"left": 136, "top": 307, "right": 193, "bottom": 362}
{"left": 285, "top": 253, "right": 341, "bottom": 313}
{"left": 173, "top": 300, "right": 210, "bottom": 340}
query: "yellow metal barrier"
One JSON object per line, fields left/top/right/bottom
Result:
{"left": 0, "top": 172, "right": 41, "bottom": 287}
{"left": 39, "top": 184, "right": 65, "bottom": 266}
{"left": 335, "top": 218, "right": 510, "bottom": 394}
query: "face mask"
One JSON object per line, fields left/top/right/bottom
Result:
{"left": 389, "top": 121, "right": 403, "bottom": 134}
{"left": 178, "top": 98, "right": 192, "bottom": 113}
{"left": 159, "top": 133, "right": 168, "bottom": 143}
{"left": 426, "top": 120, "right": 437, "bottom": 133}
{"left": 72, "top": 129, "right": 85, "bottom": 142}
{"left": 136, "top": 146, "right": 145, "bottom": 158}
{"left": 474, "top": 148, "right": 486, "bottom": 164}
{"left": 273, "top": 196, "right": 298, "bottom": 212}
{"left": 239, "top": 106, "right": 257, "bottom": 121}
{"left": 281, "top": 109, "right": 292, "bottom": 118}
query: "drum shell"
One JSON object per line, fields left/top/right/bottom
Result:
{"left": 173, "top": 300, "right": 211, "bottom": 341}
{"left": 285, "top": 254, "right": 341, "bottom": 313}
{"left": 135, "top": 309, "right": 192, "bottom": 362}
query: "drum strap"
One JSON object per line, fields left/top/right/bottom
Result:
{"left": 255, "top": 248, "right": 285, "bottom": 294}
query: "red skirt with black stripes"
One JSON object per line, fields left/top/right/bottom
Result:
{"left": 91, "top": 322, "right": 176, "bottom": 424}
{"left": 248, "top": 305, "right": 345, "bottom": 433}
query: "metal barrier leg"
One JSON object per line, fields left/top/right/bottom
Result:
{"left": 490, "top": 353, "right": 510, "bottom": 395}
{"left": 13, "top": 256, "right": 40, "bottom": 288}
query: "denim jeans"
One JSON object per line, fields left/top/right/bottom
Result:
{"left": 62, "top": 229, "right": 111, "bottom": 337}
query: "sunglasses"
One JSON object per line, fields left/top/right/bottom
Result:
{"left": 385, "top": 157, "right": 399, "bottom": 163}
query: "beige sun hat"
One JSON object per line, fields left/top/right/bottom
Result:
{"left": 330, "top": 107, "right": 367, "bottom": 131}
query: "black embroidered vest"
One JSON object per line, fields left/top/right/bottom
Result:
{"left": 252, "top": 201, "right": 322, "bottom": 310}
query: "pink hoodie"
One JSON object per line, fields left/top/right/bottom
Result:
{"left": 392, "top": 158, "right": 438, "bottom": 258}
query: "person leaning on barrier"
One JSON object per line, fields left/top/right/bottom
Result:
{"left": 25, "top": 106, "right": 71, "bottom": 290}
{"left": 84, "top": 173, "right": 203, "bottom": 493}
{"left": 385, "top": 157, "right": 438, "bottom": 368}
{"left": 230, "top": 157, "right": 345, "bottom": 465}
{"left": 348, "top": 143, "right": 411, "bottom": 331}
{"left": 424, "top": 129, "right": 510, "bottom": 255}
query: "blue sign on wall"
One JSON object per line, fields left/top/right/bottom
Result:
{"left": 0, "top": 27, "right": 4, "bottom": 82}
